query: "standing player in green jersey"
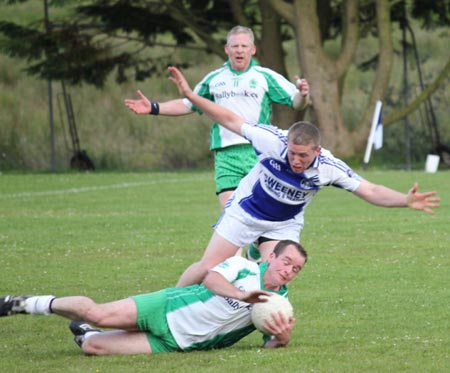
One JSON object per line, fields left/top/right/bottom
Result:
{"left": 125, "top": 25, "right": 310, "bottom": 211}
{"left": 1, "top": 240, "right": 307, "bottom": 355}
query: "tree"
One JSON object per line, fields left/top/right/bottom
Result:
{"left": 0, "top": 0, "right": 449, "bottom": 158}
{"left": 269, "top": 0, "right": 449, "bottom": 155}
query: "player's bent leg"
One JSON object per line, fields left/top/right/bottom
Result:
{"left": 218, "top": 190, "right": 234, "bottom": 210}
{"left": 69, "top": 321, "right": 103, "bottom": 348}
{"left": 176, "top": 232, "right": 239, "bottom": 287}
{"left": 52, "top": 297, "right": 137, "bottom": 329}
{"left": 82, "top": 330, "right": 152, "bottom": 355}
{"left": 218, "top": 191, "right": 243, "bottom": 257}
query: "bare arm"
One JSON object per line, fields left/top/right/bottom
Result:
{"left": 204, "top": 270, "right": 294, "bottom": 348}
{"left": 167, "top": 66, "right": 246, "bottom": 135}
{"left": 292, "top": 76, "right": 312, "bottom": 110}
{"left": 124, "top": 90, "right": 193, "bottom": 116}
{"left": 353, "top": 180, "right": 440, "bottom": 214}
{"left": 203, "top": 271, "right": 270, "bottom": 303}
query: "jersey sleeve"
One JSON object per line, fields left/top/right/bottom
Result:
{"left": 241, "top": 122, "right": 287, "bottom": 156}
{"left": 258, "top": 67, "right": 298, "bottom": 107}
{"left": 210, "top": 256, "right": 257, "bottom": 283}
{"left": 183, "top": 70, "right": 219, "bottom": 114}
{"left": 317, "top": 150, "right": 364, "bottom": 192}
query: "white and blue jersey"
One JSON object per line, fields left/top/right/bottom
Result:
{"left": 233, "top": 122, "right": 363, "bottom": 222}
{"left": 213, "top": 122, "right": 363, "bottom": 247}
{"left": 233, "top": 122, "right": 362, "bottom": 222}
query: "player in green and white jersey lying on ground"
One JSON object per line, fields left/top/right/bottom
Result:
{"left": 0, "top": 240, "right": 307, "bottom": 355}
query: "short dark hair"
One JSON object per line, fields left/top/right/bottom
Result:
{"left": 273, "top": 240, "right": 308, "bottom": 263}
{"left": 287, "top": 121, "right": 321, "bottom": 148}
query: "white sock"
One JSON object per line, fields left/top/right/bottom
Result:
{"left": 24, "top": 295, "right": 56, "bottom": 315}
{"left": 84, "top": 331, "right": 101, "bottom": 341}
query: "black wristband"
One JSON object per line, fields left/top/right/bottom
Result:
{"left": 149, "top": 102, "right": 160, "bottom": 115}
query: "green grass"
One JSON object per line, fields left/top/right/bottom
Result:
{"left": 0, "top": 170, "right": 449, "bottom": 372}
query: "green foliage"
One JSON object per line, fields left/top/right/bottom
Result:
{"left": 0, "top": 0, "right": 234, "bottom": 85}
{"left": 411, "top": 0, "right": 450, "bottom": 28}
{"left": 0, "top": 51, "right": 215, "bottom": 171}
{"left": 0, "top": 170, "right": 449, "bottom": 372}
{"left": 0, "top": 1, "right": 449, "bottom": 171}
{"left": 0, "top": 0, "right": 448, "bottom": 88}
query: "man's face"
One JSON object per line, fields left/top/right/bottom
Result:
{"left": 264, "top": 245, "right": 306, "bottom": 288}
{"left": 224, "top": 33, "right": 256, "bottom": 72}
{"left": 287, "top": 142, "right": 321, "bottom": 174}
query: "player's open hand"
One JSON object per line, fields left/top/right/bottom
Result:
{"left": 124, "top": 90, "right": 152, "bottom": 114}
{"left": 239, "top": 290, "right": 272, "bottom": 304}
{"left": 168, "top": 66, "right": 193, "bottom": 99}
{"left": 263, "top": 311, "right": 295, "bottom": 347}
{"left": 406, "top": 182, "right": 440, "bottom": 214}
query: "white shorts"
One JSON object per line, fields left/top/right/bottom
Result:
{"left": 213, "top": 201, "right": 303, "bottom": 247}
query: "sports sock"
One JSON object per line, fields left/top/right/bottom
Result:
{"left": 246, "top": 243, "right": 261, "bottom": 262}
{"left": 24, "top": 295, "right": 56, "bottom": 315}
{"left": 84, "top": 331, "right": 101, "bottom": 341}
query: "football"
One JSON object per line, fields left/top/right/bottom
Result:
{"left": 251, "top": 293, "right": 294, "bottom": 335}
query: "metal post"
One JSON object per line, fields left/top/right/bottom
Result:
{"left": 401, "top": 4, "right": 411, "bottom": 171}
{"left": 44, "top": 0, "right": 56, "bottom": 172}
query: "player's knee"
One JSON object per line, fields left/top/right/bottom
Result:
{"left": 82, "top": 305, "right": 110, "bottom": 326}
{"left": 190, "top": 260, "right": 212, "bottom": 284}
{"left": 81, "top": 335, "right": 107, "bottom": 355}
{"left": 197, "top": 260, "right": 215, "bottom": 276}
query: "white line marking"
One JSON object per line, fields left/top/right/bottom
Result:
{"left": 0, "top": 175, "right": 211, "bottom": 199}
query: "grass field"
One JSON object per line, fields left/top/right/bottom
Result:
{"left": 0, "top": 170, "right": 449, "bottom": 372}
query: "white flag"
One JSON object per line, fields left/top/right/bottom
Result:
{"left": 373, "top": 102, "right": 383, "bottom": 150}
{"left": 363, "top": 100, "right": 383, "bottom": 167}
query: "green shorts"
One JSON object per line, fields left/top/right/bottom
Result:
{"left": 132, "top": 290, "right": 180, "bottom": 354}
{"left": 214, "top": 144, "right": 258, "bottom": 194}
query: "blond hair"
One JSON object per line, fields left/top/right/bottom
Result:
{"left": 226, "top": 26, "right": 255, "bottom": 45}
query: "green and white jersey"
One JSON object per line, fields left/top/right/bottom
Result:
{"left": 183, "top": 59, "right": 298, "bottom": 150}
{"left": 165, "top": 256, "right": 288, "bottom": 351}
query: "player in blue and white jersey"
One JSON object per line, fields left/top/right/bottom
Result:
{"left": 167, "top": 65, "right": 441, "bottom": 287}
{"left": 0, "top": 240, "right": 307, "bottom": 355}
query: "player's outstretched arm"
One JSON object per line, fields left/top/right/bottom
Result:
{"left": 354, "top": 180, "right": 440, "bottom": 214}
{"left": 168, "top": 66, "right": 245, "bottom": 135}
{"left": 124, "top": 90, "right": 191, "bottom": 116}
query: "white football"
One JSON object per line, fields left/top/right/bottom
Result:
{"left": 251, "top": 293, "right": 294, "bottom": 335}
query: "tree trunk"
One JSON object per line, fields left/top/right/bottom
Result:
{"left": 353, "top": 0, "right": 394, "bottom": 149}
{"left": 257, "top": 0, "right": 305, "bottom": 128}
{"left": 292, "top": 0, "right": 354, "bottom": 156}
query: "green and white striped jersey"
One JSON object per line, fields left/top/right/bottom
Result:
{"left": 165, "top": 256, "right": 288, "bottom": 351}
{"left": 183, "top": 59, "right": 297, "bottom": 150}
